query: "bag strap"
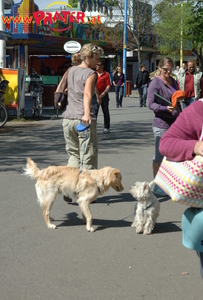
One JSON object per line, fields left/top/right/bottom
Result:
{"left": 197, "top": 100, "right": 203, "bottom": 141}
{"left": 199, "top": 126, "right": 203, "bottom": 142}
{"left": 56, "top": 67, "right": 70, "bottom": 93}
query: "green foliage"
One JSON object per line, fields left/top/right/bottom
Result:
{"left": 68, "top": 0, "right": 118, "bottom": 8}
{"left": 68, "top": 0, "right": 78, "bottom": 8}
{"left": 154, "top": 0, "right": 193, "bottom": 58}
{"left": 154, "top": 0, "right": 203, "bottom": 64}
{"left": 190, "top": 1, "right": 203, "bottom": 45}
{"left": 105, "top": 0, "right": 118, "bottom": 5}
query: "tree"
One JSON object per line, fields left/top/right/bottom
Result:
{"left": 103, "top": 0, "right": 154, "bottom": 69}
{"left": 153, "top": 1, "right": 203, "bottom": 66}
{"left": 73, "top": 0, "right": 118, "bottom": 13}
{"left": 188, "top": 1, "right": 203, "bottom": 68}
{"left": 68, "top": 0, "right": 78, "bottom": 7}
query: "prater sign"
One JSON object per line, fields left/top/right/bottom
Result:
{"left": 2, "top": 1, "right": 102, "bottom": 33}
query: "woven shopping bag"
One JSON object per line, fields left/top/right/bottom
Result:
{"left": 154, "top": 127, "right": 203, "bottom": 208}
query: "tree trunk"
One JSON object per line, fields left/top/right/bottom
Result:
{"left": 199, "top": 45, "right": 203, "bottom": 71}
{"left": 137, "top": 44, "right": 141, "bottom": 70}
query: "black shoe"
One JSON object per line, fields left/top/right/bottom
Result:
{"left": 116, "top": 105, "right": 119, "bottom": 108}
{"left": 120, "top": 103, "right": 122, "bottom": 107}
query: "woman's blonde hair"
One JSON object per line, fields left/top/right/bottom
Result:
{"left": 113, "top": 66, "right": 122, "bottom": 76}
{"left": 158, "top": 57, "right": 174, "bottom": 68}
{"left": 80, "top": 43, "right": 103, "bottom": 61}
{"left": 71, "top": 53, "right": 82, "bottom": 66}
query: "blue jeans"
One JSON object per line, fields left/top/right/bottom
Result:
{"left": 115, "top": 85, "right": 124, "bottom": 107}
{"left": 92, "top": 93, "right": 110, "bottom": 129}
{"left": 182, "top": 97, "right": 196, "bottom": 109}
{"left": 138, "top": 84, "right": 148, "bottom": 107}
{"left": 152, "top": 126, "right": 167, "bottom": 165}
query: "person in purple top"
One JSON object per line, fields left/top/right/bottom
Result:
{"left": 148, "top": 56, "right": 181, "bottom": 195}
{"left": 113, "top": 66, "right": 125, "bottom": 108}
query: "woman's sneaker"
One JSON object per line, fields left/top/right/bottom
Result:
{"left": 153, "top": 184, "right": 167, "bottom": 196}
{"left": 103, "top": 128, "right": 110, "bottom": 134}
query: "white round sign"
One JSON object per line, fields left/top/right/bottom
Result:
{"left": 63, "top": 41, "right": 81, "bottom": 54}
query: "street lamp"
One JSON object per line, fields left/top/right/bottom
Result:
{"left": 180, "top": 1, "right": 183, "bottom": 66}
{"left": 123, "top": 0, "right": 128, "bottom": 96}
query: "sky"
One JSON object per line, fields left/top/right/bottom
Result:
{"left": 13, "top": 0, "right": 71, "bottom": 10}
{"left": 13, "top": 0, "right": 156, "bottom": 11}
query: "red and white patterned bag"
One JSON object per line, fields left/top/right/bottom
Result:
{"left": 155, "top": 125, "right": 203, "bottom": 208}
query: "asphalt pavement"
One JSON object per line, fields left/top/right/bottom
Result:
{"left": 0, "top": 90, "right": 202, "bottom": 300}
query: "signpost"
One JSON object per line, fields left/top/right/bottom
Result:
{"left": 123, "top": 0, "right": 128, "bottom": 96}
{"left": 63, "top": 41, "right": 81, "bottom": 54}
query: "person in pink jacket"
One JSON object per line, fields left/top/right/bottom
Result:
{"left": 159, "top": 99, "right": 203, "bottom": 279}
{"left": 159, "top": 100, "right": 203, "bottom": 161}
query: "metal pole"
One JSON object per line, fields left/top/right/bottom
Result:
{"left": 0, "top": 0, "right": 6, "bottom": 68}
{"left": 123, "top": 0, "right": 128, "bottom": 96}
{"left": 180, "top": 1, "right": 183, "bottom": 66}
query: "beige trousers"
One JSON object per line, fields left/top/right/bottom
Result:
{"left": 62, "top": 119, "right": 98, "bottom": 170}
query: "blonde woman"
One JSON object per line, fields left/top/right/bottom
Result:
{"left": 71, "top": 53, "right": 82, "bottom": 66}
{"left": 62, "top": 43, "right": 103, "bottom": 169}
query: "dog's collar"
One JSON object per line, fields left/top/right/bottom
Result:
{"left": 142, "top": 201, "right": 154, "bottom": 216}
{"left": 79, "top": 170, "right": 100, "bottom": 193}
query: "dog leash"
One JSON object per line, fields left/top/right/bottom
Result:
{"left": 80, "top": 128, "right": 88, "bottom": 172}
{"left": 142, "top": 201, "right": 155, "bottom": 217}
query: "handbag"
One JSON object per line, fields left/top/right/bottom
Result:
{"left": 54, "top": 68, "right": 70, "bottom": 110}
{"left": 54, "top": 91, "right": 67, "bottom": 110}
{"left": 154, "top": 138, "right": 203, "bottom": 208}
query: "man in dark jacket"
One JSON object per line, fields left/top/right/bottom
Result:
{"left": 134, "top": 64, "right": 150, "bottom": 107}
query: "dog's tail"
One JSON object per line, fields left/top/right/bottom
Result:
{"left": 23, "top": 157, "right": 40, "bottom": 179}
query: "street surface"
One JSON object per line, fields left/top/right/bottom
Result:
{"left": 0, "top": 90, "right": 202, "bottom": 300}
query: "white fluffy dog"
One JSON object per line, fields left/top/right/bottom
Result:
{"left": 129, "top": 181, "right": 160, "bottom": 235}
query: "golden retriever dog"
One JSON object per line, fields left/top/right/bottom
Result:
{"left": 24, "top": 158, "right": 124, "bottom": 232}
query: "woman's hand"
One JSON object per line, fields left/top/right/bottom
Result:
{"left": 193, "top": 141, "right": 203, "bottom": 156}
{"left": 100, "top": 92, "right": 105, "bottom": 99}
{"left": 97, "top": 95, "right": 102, "bottom": 104}
{"left": 81, "top": 113, "right": 91, "bottom": 125}
{"left": 167, "top": 106, "right": 174, "bottom": 113}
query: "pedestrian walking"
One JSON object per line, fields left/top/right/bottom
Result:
{"left": 179, "top": 62, "right": 186, "bottom": 74}
{"left": 134, "top": 64, "right": 150, "bottom": 107}
{"left": 148, "top": 56, "right": 181, "bottom": 196}
{"left": 112, "top": 66, "right": 125, "bottom": 108}
{"left": 61, "top": 43, "right": 103, "bottom": 202}
{"left": 92, "top": 58, "right": 111, "bottom": 134}
{"left": 173, "top": 65, "right": 180, "bottom": 77}
{"left": 178, "top": 60, "right": 202, "bottom": 109}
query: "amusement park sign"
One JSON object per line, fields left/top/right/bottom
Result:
{"left": 2, "top": 1, "right": 102, "bottom": 32}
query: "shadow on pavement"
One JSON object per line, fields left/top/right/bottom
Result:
{"left": 57, "top": 212, "right": 132, "bottom": 231}
{"left": 56, "top": 212, "right": 181, "bottom": 234}
{"left": 153, "top": 221, "right": 182, "bottom": 234}
{"left": 95, "top": 193, "right": 135, "bottom": 204}
{"left": 1, "top": 119, "right": 154, "bottom": 173}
